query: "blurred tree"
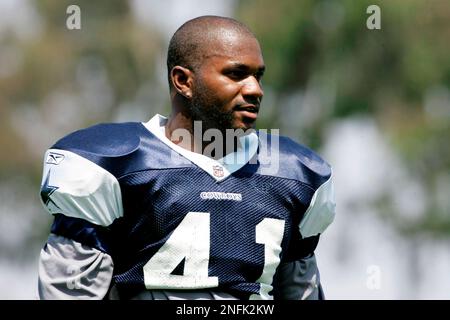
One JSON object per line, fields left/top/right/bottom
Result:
{"left": 0, "top": 0, "right": 162, "bottom": 181}
{"left": 1, "top": 0, "right": 449, "bottom": 261}
{"left": 238, "top": 0, "right": 450, "bottom": 236}
{"left": 0, "top": 0, "right": 162, "bottom": 261}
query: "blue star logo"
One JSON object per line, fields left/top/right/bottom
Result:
{"left": 40, "top": 171, "right": 59, "bottom": 208}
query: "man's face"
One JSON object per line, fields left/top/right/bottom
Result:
{"left": 189, "top": 32, "right": 265, "bottom": 133}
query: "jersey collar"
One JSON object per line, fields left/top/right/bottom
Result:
{"left": 142, "top": 114, "right": 258, "bottom": 182}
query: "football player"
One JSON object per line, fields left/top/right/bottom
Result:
{"left": 38, "top": 15, "right": 335, "bottom": 300}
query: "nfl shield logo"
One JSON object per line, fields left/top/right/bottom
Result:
{"left": 213, "top": 165, "right": 224, "bottom": 178}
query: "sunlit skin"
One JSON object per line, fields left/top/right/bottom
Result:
{"left": 166, "top": 29, "right": 265, "bottom": 156}
{"left": 193, "top": 33, "right": 265, "bottom": 131}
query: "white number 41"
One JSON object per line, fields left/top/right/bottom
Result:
{"left": 143, "top": 212, "right": 285, "bottom": 299}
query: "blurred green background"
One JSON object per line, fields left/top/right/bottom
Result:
{"left": 0, "top": 0, "right": 449, "bottom": 299}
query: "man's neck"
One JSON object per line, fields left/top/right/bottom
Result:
{"left": 165, "top": 111, "right": 243, "bottom": 160}
{"left": 165, "top": 110, "right": 198, "bottom": 151}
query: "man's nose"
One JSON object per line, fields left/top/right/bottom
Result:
{"left": 241, "top": 76, "right": 264, "bottom": 101}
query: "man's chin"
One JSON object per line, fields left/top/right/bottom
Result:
{"left": 233, "top": 120, "right": 256, "bottom": 131}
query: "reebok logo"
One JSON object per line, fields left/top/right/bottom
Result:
{"left": 46, "top": 152, "right": 65, "bottom": 165}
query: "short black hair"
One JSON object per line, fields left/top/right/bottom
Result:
{"left": 167, "top": 15, "right": 255, "bottom": 89}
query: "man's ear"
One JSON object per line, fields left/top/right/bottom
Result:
{"left": 171, "top": 66, "right": 194, "bottom": 98}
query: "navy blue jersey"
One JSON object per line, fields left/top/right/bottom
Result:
{"left": 40, "top": 114, "right": 335, "bottom": 300}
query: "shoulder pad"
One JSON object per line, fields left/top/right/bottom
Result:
{"left": 257, "top": 132, "right": 331, "bottom": 190}
{"left": 53, "top": 122, "right": 142, "bottom": 157}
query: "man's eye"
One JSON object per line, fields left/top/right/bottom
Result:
{"left": 254, "top": 72, "right": 264, "bottom": 81}
{"left": 227, "top": 70, "right": 245, "bottom": 79}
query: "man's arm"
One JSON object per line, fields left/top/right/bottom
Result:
{"left": 38, "top": 234, "right": 114, "bottom": 299}
{"left": 274, "top": 254, "right": 324, "bottom": 300}
{"left": 38, "top": 149, "right": 123, "bottom": 299}
{"left": 276, "top": 173, "right": 335, "bottom": 300}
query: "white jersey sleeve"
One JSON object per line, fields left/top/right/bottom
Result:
{"left": 299, "top": 173, "right": 336, "bottom": 238}
{"left": 40, "top": 149, "right": 123, "bottom": 226}
{"left": 39, "top": 149, "right": 124, "bottom": 299}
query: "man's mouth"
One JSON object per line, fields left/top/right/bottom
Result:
{"left": 234, "top": 105, "right": 260, "bottom": 121}
{"left": 234, "top": 104, "right": 259, "bottom": 113}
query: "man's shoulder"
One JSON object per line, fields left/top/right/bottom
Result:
{"left": 44, "top": 121, "right": 188, "bottom": 178}
{"left": 51, "top": 122, "right": 144, "bottom": 157}
{"left": 279, "top": 134, "right": 331, "bottom": 175}
{"left": 257, "top": 131, "right": 332, "bottom": 189}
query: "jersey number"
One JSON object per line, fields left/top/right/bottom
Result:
{"left": 143, "top": 212, "right": 285, "bottom": 298}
